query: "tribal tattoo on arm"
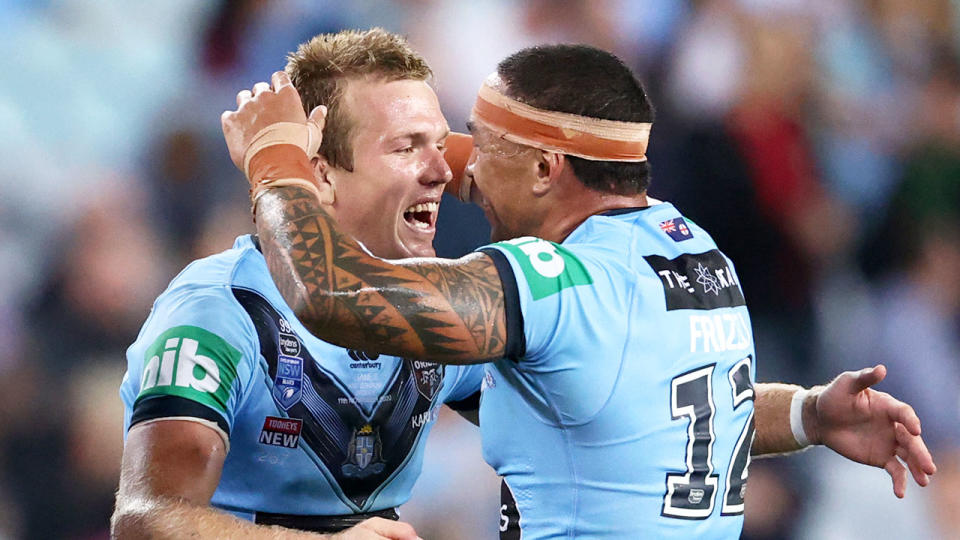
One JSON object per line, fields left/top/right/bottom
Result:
{"left": 255, "top": 185, "right": 508, "bottom": 364}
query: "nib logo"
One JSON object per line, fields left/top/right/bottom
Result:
{"left": 142, "top": 337, "right": 221, "bottom": 393}
{"left": 138, "top": 326, "right": 242, "bottom": 414}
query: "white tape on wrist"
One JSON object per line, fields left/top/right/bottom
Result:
{"left": 790, "top": 388, "right": 811, "bottom": 448}
{"left": 243, "top": 121, "right": 323, "bottom": 178}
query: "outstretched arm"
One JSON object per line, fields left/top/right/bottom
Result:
{"left": 222, "top": 72, "right": 507, "bottom": 364}
{"left": 752, "top": 365, "right": 937, "bottom": 498}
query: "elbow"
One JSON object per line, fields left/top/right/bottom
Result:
{"left": 111, "top": 505, "right": 151, "bottom": 540}
{"left": 111, "top": 496, "right": 171, "bottom": 540}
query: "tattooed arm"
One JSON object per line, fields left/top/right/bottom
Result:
{"left": 221, "top": 72, "right": 508, "bottom": 364}
{"left": 255, "top": 184, "right": 507, "bottom": 364}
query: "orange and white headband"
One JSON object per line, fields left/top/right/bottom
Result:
{"left": 442, "top": 74, "right": 653, "bottom": 201}
{"left": 471, "top": 73, "right": 652, "bottom": 162}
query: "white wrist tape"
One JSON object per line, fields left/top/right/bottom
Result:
{"left": 243, "top": 121, "right": 323, "bottom": 178}
{"left": 790, "top": 388, "right": 812, "bottom": 447}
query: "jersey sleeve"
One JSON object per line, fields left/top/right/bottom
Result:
{"left": 442, "top": 363, "right": 485, "bottom": 411}
{"left": 478, "top": 236, "right": 601, "bottom": 367}
{"left": 120, "top": 283, "right": 259, "bottom": 441}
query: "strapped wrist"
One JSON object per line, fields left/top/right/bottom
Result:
{"left": 241, "top": 120, "right": 324, "bottom": 214}
{"left": 245, "top": 145, "right": 319, "bottom": 215}
{"left": 790, "top": 388, "right": 812, "bottom": 448}
{"left": 243, "top": 121, "right": 322, "bottom": 178}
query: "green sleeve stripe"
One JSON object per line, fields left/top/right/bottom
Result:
{"left": 492, "top": 237, "right": 592, "bottom": 300}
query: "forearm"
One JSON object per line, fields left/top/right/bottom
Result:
{"left": 113, "top": 422, "right": 321, "bottom": 539}
{"left": 255, "top": 185, "right": 507, "bottom": 364}
{"left": 751, "top": 382, "right": 820, "bottom": 456}
{"left": 111, "top": 495, "right": 323, "bottom": 540}
{"left": 253, "top": 183, "right": 359, "bottom": 331}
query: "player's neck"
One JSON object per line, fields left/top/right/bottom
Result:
{"left": 537, "top": 187, "right": 649, "bottom": 243}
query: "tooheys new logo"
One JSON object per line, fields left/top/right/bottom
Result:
{"left": 138, "top": 325, "right": 242, "bottom": 413}
{"left": 495, "top": 237, "right": 592, "bottom": 300}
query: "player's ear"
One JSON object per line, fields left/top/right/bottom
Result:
{"left": 532, "top": 150, "right": 564, "bottom": 197}
{"left": 311, "top": 155, "right": 336, "bottom": 205}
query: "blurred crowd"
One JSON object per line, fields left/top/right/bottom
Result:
{"left": 0, "top": 0, "right": 958, "bottom": 538}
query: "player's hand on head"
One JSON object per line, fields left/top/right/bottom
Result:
{"left": 329, "top": 517, "right": 420, "bottom": 540}
{"left": 221, "top": 70, "right": 328, "bottom": 174}
{"left": 813, "top": 364, "right": 937, "bottom": 498}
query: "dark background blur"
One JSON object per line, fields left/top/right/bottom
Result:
{"left": 0, "top": 1, "right": 958, "bottom": 539}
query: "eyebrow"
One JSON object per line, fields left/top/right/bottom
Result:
{"left": 387, "top": 128, "right": 451, "bottom": 146}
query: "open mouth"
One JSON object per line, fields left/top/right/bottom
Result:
{"left": 402, "top": 201, "right": 439, "bottom": 230}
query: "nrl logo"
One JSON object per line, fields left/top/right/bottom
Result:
{"left": 410, "top": 360, "right": 444, "bottom": 400}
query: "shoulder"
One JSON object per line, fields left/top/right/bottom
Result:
{"left": 168, "top": 235, "right": 263, "bottom": 291}
{"left": 480, "top": 236, "right": 598, "bottom": 301}
{"left": 130, "top": 239, "right": 267, "bottom": 363}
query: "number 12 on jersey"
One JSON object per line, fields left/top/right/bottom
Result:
{"left": 662, "top": 356, "right": 754, "bottom": 519}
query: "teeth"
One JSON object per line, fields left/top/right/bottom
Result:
{"left": 404, "top": 201, "right": 439, "bottom": 214}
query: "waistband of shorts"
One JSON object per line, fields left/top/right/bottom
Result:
{"left": 253, "top": 507, "right": 399, "bottom": 533}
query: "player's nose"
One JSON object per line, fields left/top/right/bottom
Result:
{"left": 422, "top": 144, "right": 452, "bottom": 187}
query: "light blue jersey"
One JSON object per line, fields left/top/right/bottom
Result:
{"left": 120, "top": 235, "right": 483, "bottom": 529}
{"left": 478, "top": 203, "right": 756, "bottom": 539}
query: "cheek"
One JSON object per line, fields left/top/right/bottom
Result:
{"left": 473, "top": 158, "right": 502, "bottom": 193}
{"left": 482, "top": 163, "right": 520, "bottom": 202}
{"left": 342, "top": 163, "right": 410, "bottom": 208}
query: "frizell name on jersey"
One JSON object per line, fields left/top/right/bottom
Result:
{"left": 689, "top": 312, "right": 751, "bottom": 353}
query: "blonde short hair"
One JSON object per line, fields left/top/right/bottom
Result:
{"left": 286, "top": 28, "right": 433, "bottom": 170}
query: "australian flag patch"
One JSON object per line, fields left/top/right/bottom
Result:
{"left": 659, "top": 217, "right": 693, "bottom": 242}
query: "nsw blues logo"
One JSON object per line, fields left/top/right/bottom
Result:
{"left": 273, "top": 355, "right": 303, "bottom": 410}
{"left": 659, "top": 217, "right": 694, "bottom": 242}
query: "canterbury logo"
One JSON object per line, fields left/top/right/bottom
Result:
{"left": 142, "top": 337, "right": 222, "bottom": 393}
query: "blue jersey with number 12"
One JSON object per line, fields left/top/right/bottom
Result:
{"left": 478, "top": 203, "right": 756, "bottom": 539}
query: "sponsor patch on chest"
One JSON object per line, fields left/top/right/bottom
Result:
{"left": 258, "top": 416, "right": 302, "bottom": 448}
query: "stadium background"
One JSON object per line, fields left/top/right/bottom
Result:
{"left": 0, "top": 0, "right": 957, "bottom": 538}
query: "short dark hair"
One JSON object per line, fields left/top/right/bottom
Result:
{"left": 286, "top": 28, "right": 432, "bottom": 171}
{"left": 496, "top": 44, "right": 655, "bottom": 195}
